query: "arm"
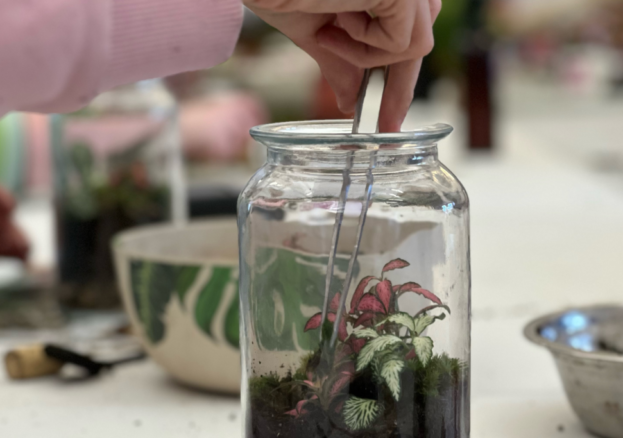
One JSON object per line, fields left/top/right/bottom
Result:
{"left": 0, "top": 0, "right": 243, "bottom": 115}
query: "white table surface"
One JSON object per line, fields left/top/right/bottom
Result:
{"left": 5, "top": 91, "right": 623, "bottom": 437}
{"left": 4, "top": 158, "right": 622, "bottom": 438}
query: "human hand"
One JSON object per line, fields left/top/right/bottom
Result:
{"left": 244, "top": 0, "right": 441, "bottom": 132}
{"left": 0, "top": 188, "right": 29, "bottom": 261}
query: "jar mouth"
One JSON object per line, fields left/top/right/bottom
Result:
{"left": 250, "top": 120, "right": 453, "bottom": 149}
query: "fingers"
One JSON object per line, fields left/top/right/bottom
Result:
{"left": 335, "top": 4, "right": 415, "bottom": 53}
{"left": 378, "top": 59, "right": 421, "bottom": 132}
{"left": 317, "top": 0, "right": 434, "bottom": 68}
{"left": 302, "top": 43, "right": 365, "bottom": 113}
{"left": 248, "top": 0, "right": 381, "bottom": 14}
{"left": 429, "top": 0, "right": 442, "bottom": 22}
{"left": 325, "top": 65, "right": 365, "bottom": 114}
{"left": 317, "top": 27, "right": 405, "bottom": 68}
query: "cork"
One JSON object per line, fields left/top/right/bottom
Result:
{"left": 4, "top": 344, "right": 63, "bottom": 379}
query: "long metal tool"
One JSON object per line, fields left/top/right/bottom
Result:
{"left": 318, "top": 69, "right": 370, "bottom": 333}
{"left": 319, "top": 67, "right": 389, "bottom": 347}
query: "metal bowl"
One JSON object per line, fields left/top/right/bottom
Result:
{"left": 525, "top": 305, "right": 623, "bottom": 438}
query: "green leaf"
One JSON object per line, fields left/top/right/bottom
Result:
{"left": 176, "top": 266, "right": 201, "bottom": 308}
{"left": 413, "top": 313, "right": 446, "bottom": 336}
{"left": 343, "top": 397, "right": 381, "bottom": 431}
{"left": 321, "top": 318, "right": 334, "bottom": 343}
{"left": 70, "top": 143, "right": 94, "bottom": 182}
{"left": 194, "top": 267, "right": 232, "bottom": 339}
{"left": 412, "top": 336, "right": 434, "bottom": 366}
{"left": 413, "top": 314, "right": 434, "bottom": 335}
{"left": 224, "top": 281, "right": 240, "bottom": 348}
{"left": 357, "top": 335, "right": 403, "bottom": 371}
{"left": 66, "top": 143, "right": 98, "bottom": 219}
{"left": 377, "top": 312, "right": 415, "bottom": 332}
{"left": 130, "top": 260, "right": 177, "bottom": 344}
{"left": 380, "top": 358, "right": 405, "bottom": 401}
{"left": 353, "top": 328, "right": 379, "bottom": 339}
{"left": 370, "top": 348, "right": 394, "bottom": 375}
{"left": 250, "top": 247, "right": 358, "bottom": 351}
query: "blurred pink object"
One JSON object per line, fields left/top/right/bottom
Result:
{"left": 64, "top": 116, "right": 163, "bottom": 159}
{"left": 24, "top": 114, "right": 52, "bottom": 193}
{"left": 180, "top": 93, "right": 268, "bottom": 162}
{"left": 0, "top": 0, "right": 243, "bottom": 116}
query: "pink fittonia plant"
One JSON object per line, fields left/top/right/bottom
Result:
{"left": 292, "top": 258, "right": 451, "bottom": 431}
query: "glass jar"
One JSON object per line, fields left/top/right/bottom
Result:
{"left": 238, "top": 121, "right": 470, "bottom": 438}
{"left": 50, "top": 79, "right": 186, "bottom": 307}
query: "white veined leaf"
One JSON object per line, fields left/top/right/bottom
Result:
{"left": 413, "top": 314, "right": 435, "bottom": 336}
{"left": 412, "top": 336, "right": 434, "bottom": 366}
{"left": 357, "top": 339, "right": 382, "bottom": 372}
{"left": 370, "top": 348, "right": 393, "bottom": 374}
{"left": 343, "top": 397, "right": 381, "bottom": 431}
{"left": 380, "top": 358, "right": 404, "bottom": 401}
{"left": 353, "top": 328, "right": 380, "bottom": 339}
{"left": 413, "top": 313, "right": 446, "bottom": 335}
{"left": 357, "top": 335, "right": 403, "bottom": 371}
{"left": 376, "top": 312, "right": 415, "bottom": 332}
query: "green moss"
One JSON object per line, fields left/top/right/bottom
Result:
{"left": 249, "top": 352, "right": 467, "bottom": 438}
{"left": 293, "top": 351, "right": 315, "bottom": 381}
{"left": 406, "top": 353, "right": 465, "bottom": 398}
{"left": 249, "top": 371, "right": 310, "bottom": 418}
{"left": 249, "top": 372, "right": 282, "bottom": 398}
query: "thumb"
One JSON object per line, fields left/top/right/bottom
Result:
{"left": 314, "top": 51, "right": 365, "bottom": 114}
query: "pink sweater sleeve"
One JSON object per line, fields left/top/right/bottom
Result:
{"left": 0, "top": 0, "right": 243, "bottom": 115}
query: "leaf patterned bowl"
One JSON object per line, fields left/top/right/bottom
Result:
{"left": 113, "top": 219, "right": 241, "bottom": 393}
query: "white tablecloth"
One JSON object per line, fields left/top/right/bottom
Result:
{"left": 4, "top": 156, "right": 623, "bottom": 437}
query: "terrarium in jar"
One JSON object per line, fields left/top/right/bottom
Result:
{"left": 238, "top": 121, "right": 470, "bottom": 438}
{"left": 51, "top": 79, "right": 185, "bottom": 307}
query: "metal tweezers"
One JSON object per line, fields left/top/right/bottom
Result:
{"left": 320, "top": 67, "right": 389, "bottom": 347}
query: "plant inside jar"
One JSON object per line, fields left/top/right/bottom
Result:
{"left": 57, "top": 142, "right": 168, "bottom": 308}
{"left": 249, "top": 258, "right": 468, "bottom": 438}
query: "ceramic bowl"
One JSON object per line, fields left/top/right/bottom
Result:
{"left": 525, "top": 305, "right": 623, "bottom": 438}
{"left": 113, "top": 219, "right": 240, "bottom": 393}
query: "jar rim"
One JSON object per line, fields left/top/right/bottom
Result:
{"left": 250, "top": 120, "right": 453, "bottom": 148}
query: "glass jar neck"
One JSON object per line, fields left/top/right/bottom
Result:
{"left": 265, "top": 144, "right": 439, "bottom": 170}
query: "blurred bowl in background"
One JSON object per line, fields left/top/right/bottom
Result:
{"left": 113, "top": 219, "right": 240, "bottom": 393}
{"left": 525, "top": 305, "right": 623, "bottom": 438}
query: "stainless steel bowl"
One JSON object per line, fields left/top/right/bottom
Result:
{"left": 525, "top": 305, "right": 623, "bottom": 438}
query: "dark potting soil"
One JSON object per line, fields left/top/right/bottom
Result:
{"left": 57, "top": 199, "right": 166, "bottom": 308}
{"left": 248, "top": 354, "right": 469, "bottom": 438}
